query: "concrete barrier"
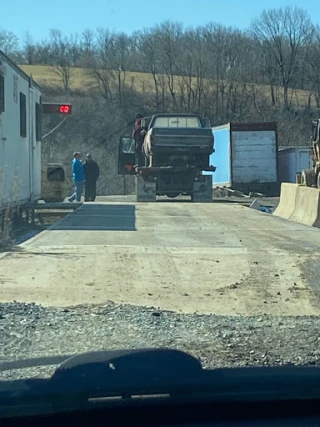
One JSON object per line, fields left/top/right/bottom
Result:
{"left": 273, "top": 183, "right": 299, "bottom": 220}
{"left": 289, "top": 185, "right": 320, "bottom": 228}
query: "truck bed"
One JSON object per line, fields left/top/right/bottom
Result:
{"left": 146, "top": 127, "right": 214, "bottom": 151}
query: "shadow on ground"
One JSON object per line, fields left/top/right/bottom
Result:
{"left": 13, "top": 229, "right": 43, "bottom": 246}
{"left": 49, "top": 204, "right": 136, "bottom": 231}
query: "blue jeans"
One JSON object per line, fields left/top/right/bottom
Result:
{"left": 69, "top": 181, "right": 84, "bottom": 202}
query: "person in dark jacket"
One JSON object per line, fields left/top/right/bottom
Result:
{"left": 132, "top": 113, "right": 146, "bottom": 167}
{"left": 68, "top": 152, "right": 85, "bottom": 202}
{"left": 83, "top": 153, "right": 100, "bottom": 202}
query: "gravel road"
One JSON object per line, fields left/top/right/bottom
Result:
{"left": 1, "top": 300, "right": 320, "bottom": 380}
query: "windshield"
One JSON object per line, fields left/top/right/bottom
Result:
{"left": 1, "top": 0, "right": 320, "bottom": 407}
{"left": 153, "top": 116, "right": 201, "bottom": 128}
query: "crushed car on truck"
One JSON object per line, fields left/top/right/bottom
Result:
{"left": 118, "top": 113, "right": 216, "bottom": 202}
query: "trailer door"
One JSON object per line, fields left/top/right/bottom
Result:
{"left": 118, "top": 137, "right": 136, "bottom": 175}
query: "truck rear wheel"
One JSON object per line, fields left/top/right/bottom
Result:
{"left": 301, "top": 168, "right": 315, "bottom": 187}
{"left": 166, "top": 193, "right": 180, "bottom": 198}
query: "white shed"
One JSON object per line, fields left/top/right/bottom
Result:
{"left": 278, "top": 146, "right": 312, "bottom": 183}
{"left": 0, "top": 50, "right": 42, "bottom": 210}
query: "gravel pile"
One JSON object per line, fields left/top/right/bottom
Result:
{"left": 1, "top": 301, "right": 320, "bottom": 380}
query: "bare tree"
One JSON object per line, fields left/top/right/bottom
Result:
{"left": 109, "top": 33, "right": 132, "bottom": 105}
{"left": 78, "top": 29, "right": 96, "bottom": 67}
{"left": 23, "top": 31, "right": 36, "bottom": 65}
{"left": 85, "top": 28, "right": 117, "bottom": 100}
{"left": 202, "top": 24, "right": 242, "bottom": 120}
{"left": 172, "top": 28, "right": 209, "bottom": 112}
{"left": 251, "top": 6, "right": 315, "bottom": 110}
{"left": 0, "top": 29, "right": 19, "bottom": 56}
{"left": 155, "top": 22, "right": 183, "bottom": 108}
{"left": 304, "top": 27, "right": 320, "bottom": 108}
{"left": 137, "top": 29, "right": 164, "bottom": 109}
{"left": 85, "top": 29, "right": 135, "bottom": 104}
{"left": 48, "top": 29, "right": 74, "bottom": 94}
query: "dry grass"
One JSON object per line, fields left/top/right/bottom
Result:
{"left": 20, "top": 65, "right": 156, "bottom": 95}
{"left": 20, "top": 65, "right": 316, "bottom": 108}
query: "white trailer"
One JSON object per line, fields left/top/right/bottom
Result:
{"left": 207, "top": 122, "right": 279, "bottom": 196}
{"left": 0, "top": 50, "right": 42, "bottom": 211}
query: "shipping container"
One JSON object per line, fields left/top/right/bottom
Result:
{"left": 278, "top": 146, "right": 312, "bottom": 183}
{"left": 0, "top": 50, "right": 42, "bottom": 210}
{"left": 206, "top": 122, "right": 279, "bottom": 196}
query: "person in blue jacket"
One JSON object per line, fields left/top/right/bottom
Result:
{"left": 68, "top": 152, "right": 85, "bottom": 202}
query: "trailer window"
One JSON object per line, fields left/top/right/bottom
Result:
{"left": 20, "top": 92, "right": 27, "bottom": 137}
{"left": 153, "top": 116, "right": 201, "bottom": 128}
{"left": 47, "top": 167, "right": 65, "bottom": 182}
{"left": 0, "top": 75, "right": 4, "bottom": 113}
{"left": 36, "top": 102, "right": 42, "bottom": 141}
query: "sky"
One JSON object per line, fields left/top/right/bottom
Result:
{"left": 2, "top": 0, "right": 319, "bottom": 42}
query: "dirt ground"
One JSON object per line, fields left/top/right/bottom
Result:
{"left": 0, "top": 199, "right": 319, "bottom": 316}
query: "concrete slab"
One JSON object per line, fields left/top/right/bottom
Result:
{"left": 1, "top": 199, "right": 320, "bottom": 317}
{"left": 274, "top": 183, "right": 299, "bottom": 220}
{"left": 47, "top": 203, "right": 136, "bottom": 231}
{"left": 289, "top": 186, "right": 320, "bottom": 228}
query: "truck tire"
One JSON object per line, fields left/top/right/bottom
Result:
{"left": 166, "top": 193, "right": 180, "bottom": 198}
{"left": 301, "top": 168, "right": 315, "bottom": 187}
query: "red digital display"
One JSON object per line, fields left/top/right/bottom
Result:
{"left": 42, "top": 103, "right": 72, "bottom": 114}
{"left": 59, "top": 105, "right": 70, "bottom": 114}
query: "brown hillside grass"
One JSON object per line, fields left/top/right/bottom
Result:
{"left": 20, "top": 64, "right": 315, "bottom": 108}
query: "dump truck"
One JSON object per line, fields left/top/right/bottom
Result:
{"left": 118, "top": 113, "right": 216, "bottom": 202}
{"left": 301, "top": 119, "right": 320, "bottom": 188}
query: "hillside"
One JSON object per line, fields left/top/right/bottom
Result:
{"left": 20, "top": 65, "right": 316, "bottom": 109}
{"left": 18, "top": 64, "right": 317, "bottom": 197}
{"left": 20, "top": 65, "right": 153, "bottom": 95}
